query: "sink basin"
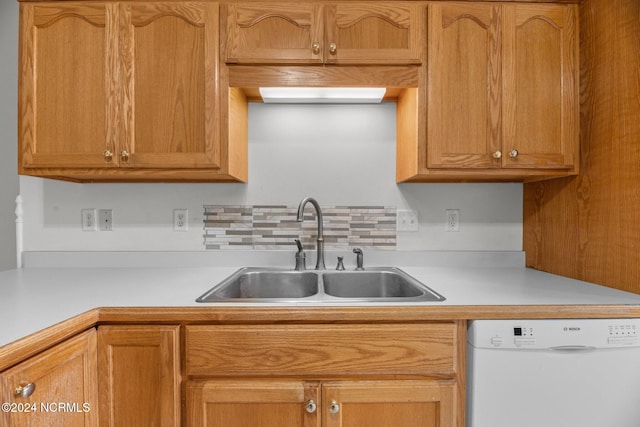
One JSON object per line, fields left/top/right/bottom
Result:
{"left": 196, "top": 267, "right": 445, "bottom": 303}
{"left": 196, "top": 268, "right": 319, "bottom": 301}
{"left": 323, "top": 268, "right": 445, "bottom": 301}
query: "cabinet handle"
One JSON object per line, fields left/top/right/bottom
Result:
{"left": 103, "top": 150, "right": 113, "bottom": 161}
{"left": 329, "top": 400, "right": 340, "bottom": 414}
{"left": 305, "top": 399, "right": 317, "bottom": 413}
{"left": 14, "top": 382, "right": 35, "bottom": 398}
{"left": 492, "top": 151, "right": 502, "bottom": 159}
{"left": 312, "top": 42, "right": 321, "bottom": 55}
{"left": 120, "top": 150, "right": 130, "bottom": 161}
{"left": 329, "top": 43, "right": 337, "bottom": 55}
{"left": 509, "top": 149, "right": 519, "bottom": 158}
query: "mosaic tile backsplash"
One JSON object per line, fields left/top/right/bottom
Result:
{"left": 204, "top": 205, "right": 397, "bottom": 250}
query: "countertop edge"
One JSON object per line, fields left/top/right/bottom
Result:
{"left": 4, "top": 304, "right": 640, "bottom": 372}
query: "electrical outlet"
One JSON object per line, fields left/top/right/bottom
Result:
{"left": 397, "top": 209, "right": 419, "bottom": 231}
{"left": 99, "top": 209, "right": 113, "bottom": 231}
{"left": 173, "top": 209, "right": 188, "bottom": 231}
{"left": 81, "top": 209, "right": 98, "bottom": 231}
{"left": 445, "top": 209, "right": 460, "bottom": 232}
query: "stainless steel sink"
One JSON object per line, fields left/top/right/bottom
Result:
{"left": 196, "top": 268, "right": 319, "bottom": 302}
{"left": 196, "top": 267, "right": 445, "bottom": 303}
{"left": 322, "top": 268, "right": 441, "bottom": 300}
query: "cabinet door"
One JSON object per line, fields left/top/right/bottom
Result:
{"left": 187, "top": 380, "right": 320, "bottom": 427}
{"left": 502, "top": 4, "right": 578, "bottom": 169}
{"left": 97, "top": 325, "right": 180, "bottom": 427}
{"left": 427, "top": 3, "right": 502, "bottom": 169}
{"left": 224, "top": 3, "right": 323, "bottom": 64}
{"left": 120, "top": 2, "right": 221, "bottom": 169}
{"left": 322, "top": 380, "right": 455, "bottom": 427}
{"left": 19, "top": 3, "right": 118, "bottom": 170}
{"left": 324, "top": 3, "right": 423, "bottom": 65}
{"left": 0, "top": 329, "right": 98, "bottom": 427}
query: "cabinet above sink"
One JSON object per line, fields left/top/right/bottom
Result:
{"left": 17, "top": 0, "right": 578, "bottom": 183}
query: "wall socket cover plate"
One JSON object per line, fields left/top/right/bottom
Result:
{"left": 445, "top": 209, "right": 460, "bottom": 232}
{"left": 98, "top": 209, "right": 112, "bottom": 231}
{"left": 397, "top": 209, "right": 419, "bottom": 231}
{"left": 81, "top": 209, "right": 98, "bottom": 231}
{"left": 173, "top": 209, "right": 188, "bottom": 231}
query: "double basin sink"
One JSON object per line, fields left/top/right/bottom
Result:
{"left": 196, "top": 267, "right": 445, "bottom": 303}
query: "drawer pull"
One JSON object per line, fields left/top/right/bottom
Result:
{"left": 103, "top": 150, "right": 113, "bottom": 161}
{"left": 14, "top": 382, "right": 35, "bottom": 398}
{"left": 329, "top": 400, "right": 340, "bottom": 414}
{"left": 305, "top": 399, "right": 317, "bottom": 413}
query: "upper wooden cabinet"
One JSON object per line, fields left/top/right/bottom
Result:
{"left": 223, "top": 2, "right": 424, "bottom": 65}
{"left": 119, "top": 3, "right": 221, "bottom": 170}
{"left": 19, "top": 2, "right": 247, "bottom": 182}
{"left": 398, "top": 2, "right": 579, "bottom": 182}
{"left": 18, "top": 3, "right": 115, "bottom": 170}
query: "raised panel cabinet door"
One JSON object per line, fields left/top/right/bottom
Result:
{"left": 224, "top": 3, "right": 324, "bottom": 64}
{"left": 97, "top": 325, "right": 180, "bottom": 427}
{"left": 322, "top": 380, "right": 456, "bottom": 427}
{"left": 502, "top": 4, "right": 578, "bottom": 169}
{"left": 427, "top": 3, "right": 502, "bottom": 169}
{"left": 19, "top": 3, "right": 118, "bottom": 170}
{"left": 187, "top": 380, "right": 321, "bottom": 427}
{"left": 324, "top": 3, "right": 423, "bottom": 65}
{"left": 0, "top": 329, "right": 98, "bottom": 427}
{"left": 120, "top": 2, "right": 220, "bottom": 169}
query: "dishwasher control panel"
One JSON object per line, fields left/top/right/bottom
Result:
{"left": 468, "top": 319, "right": 640, "bottom": 350}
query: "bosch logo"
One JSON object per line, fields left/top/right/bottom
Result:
{"left": 563, "top": 327, "right": 581, "bottom": 332}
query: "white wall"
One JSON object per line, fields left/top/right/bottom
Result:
{"left": 21, "top": 103, "right": 523, "bottom": 252}
{"left": 0, "top": 0, "right": 19, "bottom": 270}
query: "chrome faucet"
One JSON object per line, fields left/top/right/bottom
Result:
{"left": 296, "top": 197, "right": 325, "bottom": 270}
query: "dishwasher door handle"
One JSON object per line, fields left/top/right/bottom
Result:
{"left": 548, "top": 345, "right": 597, "bottom": 352}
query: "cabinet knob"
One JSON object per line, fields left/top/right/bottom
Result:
{"left": 509, "top": 149, "right": 519, "bottom": 158}
{"left": 14, "top": 382, "right": 35, "bottom": 398}
{"left": 120, "top": 150, "right": 130, "bottom": 161}
{"left": 103, "top": 150, "right": 113, "bottom": 161}
{"left": 312, "top": 42, "right": 321, "bottom": 55}
{"left": 329, "top": 43, "right": 337, "bottom": 55}
{"left": 492, "top": 151, "right": 502, "bottom": 159}
{"left": 329, "top": 400, "right": 340, "bottom": 414}
{"left": 305, "top": 399, "right": 317, "bottom": 413}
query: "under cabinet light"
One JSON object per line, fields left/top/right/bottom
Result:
{"left": 259, "top": 87, "right": 386, "bottom": 104}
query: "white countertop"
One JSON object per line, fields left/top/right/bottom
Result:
{"left": 2, "top": 258, "right": 640, "bottom": 348}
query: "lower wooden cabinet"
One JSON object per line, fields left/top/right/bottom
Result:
{"left": 0, "top": 329, "right": 98, "bottom": 427}
{"left": 97, "top": 325, "right": 181, "bottom": 427}
{"left": 187, "top": 379, "right": 455, "bottom": 427}
{"left": 185, "top": 322, "right": 464, "bottom": 426}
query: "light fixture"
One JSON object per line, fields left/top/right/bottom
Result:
{"left": 259, "top": 87, "right": 386, "bottom": 104}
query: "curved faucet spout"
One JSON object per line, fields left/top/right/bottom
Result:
{"left": 296, "top": 197, "right": 325, "bottom": 270}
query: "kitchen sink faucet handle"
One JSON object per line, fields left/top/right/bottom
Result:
{"left": 294, "top": 239, "right": 306, "bottom": 271}
{"left": 336, "top": 256, "right": 345, "bottom": 271}
{"left": 353, "top": 248, "right": 364, "bottom": 270}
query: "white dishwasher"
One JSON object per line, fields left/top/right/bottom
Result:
{"left": 467, "top": 319, "right": 640, "bottom": 427}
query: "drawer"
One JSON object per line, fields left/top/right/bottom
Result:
{"left": 186, "top": 323, "right": 456, "bottom": 377}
